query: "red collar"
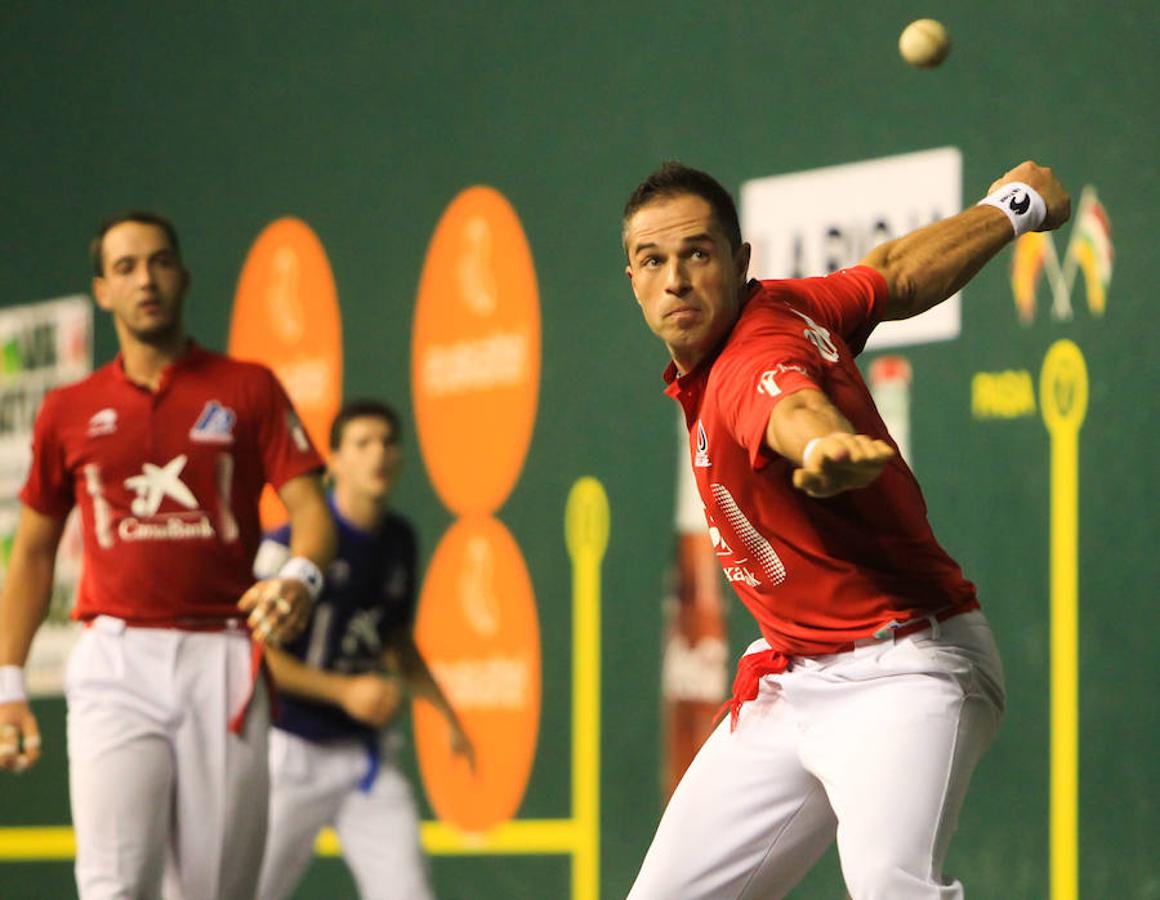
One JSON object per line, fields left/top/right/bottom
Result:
{"left": 111, "top": 340, "right": 208, "bottom": 391}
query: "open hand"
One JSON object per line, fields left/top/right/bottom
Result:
{"left": 793, "top": 433, "right": 896, "bottom": 498}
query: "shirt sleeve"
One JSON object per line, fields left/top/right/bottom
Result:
{"left": 715, "top": 321, "right": 824, "bottom": 471}
{"left": 776, "top": 265, "right": 889, "bottom": 355}
{"left": 253, "top": 367, "right": 325, "bottom": 491}
{"left": 715, "top": 267, "right": 887, "bottom": 472}
{"left": 18, "top": 390, "right": 75, "bottom": 518}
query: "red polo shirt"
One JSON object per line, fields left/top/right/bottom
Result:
{"left": 665, "top": 267, "right": 977, "bottom": 655}
{"left": 21, "top": 344, "right": 323, "bottom": 624}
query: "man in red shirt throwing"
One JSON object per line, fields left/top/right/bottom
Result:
{"left": 623, "top": 161, "right": 1069, "bottom": 898}
{"left": 0, "top": 212, "right": 335, "bottom": 899}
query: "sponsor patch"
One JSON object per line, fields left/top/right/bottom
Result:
{"left": 694, "top": 420, "right": 711, "bottom": 468}
{"left": 88, "top": 407, "right": 118, "bottom": 437}
{"left": 190, "top": 400, "right": 236, "bottom": 444}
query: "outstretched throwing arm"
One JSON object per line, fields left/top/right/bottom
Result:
{"left": 863, "top": 160, "right": 1070, "bottom": 321}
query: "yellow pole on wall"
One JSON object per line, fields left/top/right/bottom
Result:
{"left": 1039, "top": 339, "right": 1088, "bottom": 900}
{"left": 565, "top": 477, "right": 609, "bottom": 900}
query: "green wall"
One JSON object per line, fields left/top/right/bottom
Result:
{"left": 1, "top": 2, "right": 1156, "bottom": 897}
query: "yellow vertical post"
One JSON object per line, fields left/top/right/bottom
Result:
{"left": 1039, "top": 340, "right": 1087, "bottom": 900}
{"left": 565, "top": 478, "right": 609, "bottom": 900}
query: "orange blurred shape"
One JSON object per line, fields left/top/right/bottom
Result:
{"left": 229, "top": 218, "right": 343, "bottom": 527}
{"left": 413, "top": 515, "right": 542, "bottom": 832}
{"left": 411, "top": 187, "right": 541, "bottom": 516}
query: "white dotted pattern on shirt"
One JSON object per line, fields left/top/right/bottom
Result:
{"left": 710, "top": 482, "right": 787, "bottom": 585}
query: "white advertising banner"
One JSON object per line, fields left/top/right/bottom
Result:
{"left": 0, "top": 295, "right": 92, "bottom": 695}
{"left": 741, "top": 147, "right": 963, "bottom": 349}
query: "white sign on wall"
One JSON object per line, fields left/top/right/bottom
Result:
{"left": 741, "top": 147, "right": 963, "bottom": 349}
{"left": 0, "top": 295, "right": 92, "bottom": 695}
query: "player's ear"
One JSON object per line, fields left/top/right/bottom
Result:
{"left": 735, "top": 242, "right": 752, "bottom": 283}
{"left": 625, "top": 264, "right": 644, "bottom": 306}
{"left": 92, "top": 276, "right": 111, "bottom": 311}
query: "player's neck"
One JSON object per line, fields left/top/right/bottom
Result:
{"left": 332, "top": 484, "right": 387, "bottom": 532}
{"left": 116, "top": 328, "right": 189, "bottom": 391}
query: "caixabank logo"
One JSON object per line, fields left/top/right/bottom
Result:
{"left": 1010, "top": 186, "right": 1112, "bottom": 324}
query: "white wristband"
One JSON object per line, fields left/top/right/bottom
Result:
{"left": 802, "top": 437, "right": 824, "bottom": 468}
{"left": 278, "top": 556, "right": 324, "bottom": 602}
{"left": 0, "top": 666, "right": 27, "bottom": 704}
{"left": 977, "top": 181, "right": 1046, "bottom": 237}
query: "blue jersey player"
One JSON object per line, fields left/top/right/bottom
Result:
{"left": 254, "top": 400, "right": 474, "bottom": 900}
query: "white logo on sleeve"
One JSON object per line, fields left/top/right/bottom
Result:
{"left": 758, "top": 364, "right": 811, "bottom": 398}
{"left": 788, "top": 308, "right": 839, "bottom": 363}
{"left": 758, "top": 363, "right": 811, "bottom": 398}
{"left": 124, "top": 455, "right": 198, "bottom": 517}
{"left": 757, "top": 370, "right": 781, "bottom": 397}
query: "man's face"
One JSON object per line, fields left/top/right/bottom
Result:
{"left": 625, "top": 193, "right": 750, "bottom": 373}
{"left": 330, "top": 416, "right": 402, "bottom": 502}
{"left": 92, "top": 221, "right": 188, "bottom": 343}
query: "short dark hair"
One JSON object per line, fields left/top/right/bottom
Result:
{"left": 622, "top": 161, "right": 742, "bottom": 255}
{"left": 329, "top": 399, "right": 401, "bottom": 451}
{"left": 90, "top": 211, "right": 181, "bottom": 276}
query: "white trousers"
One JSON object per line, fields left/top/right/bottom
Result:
{"left": 628, "top": 610, "right": 1006, "bottom": 900}
{"left": 257, "top": 728, "right": 433, "bottom": 900}
{"left": 65, "top": 616, "right": 269, "bottom": 900}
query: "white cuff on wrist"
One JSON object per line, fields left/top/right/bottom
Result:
{"left": 802, "top": 437, "right": 824, "bottom": 468}
{"left": 0, "top": 665, "right": 27, "bottom": 704}
{"left": 977, "top": 181, "right": 1047, "bottom": 237}
{"left": 278, "top": 556, "right": 324, "bottom": 602}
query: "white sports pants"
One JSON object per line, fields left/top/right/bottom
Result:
{"left": 65, "top": 616, "right": 269, "bottom": 900}
{"left": 628, "top": 610, "right": 1006, "bottom": 900}
{"left": 257, "top": 729, "right": 433, "bottom": 900}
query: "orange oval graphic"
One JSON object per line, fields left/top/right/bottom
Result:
{"left": 411, "top": 187, "right": 541, "bottom": 516}
{"left": 413, "top": 515, "right": 541, "bottom": 832}
{"left": 228, "top": 218, "right": 343, "bottom": 527}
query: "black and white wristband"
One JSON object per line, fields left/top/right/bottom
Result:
{"left": 0, "top": 665, "right": 27, "bottom": 704}
{"left": 278, "top": 556, "right": 324, "bottom": 602}
{"left": 977, "top": 181, "right": 1046, "bottom": 238}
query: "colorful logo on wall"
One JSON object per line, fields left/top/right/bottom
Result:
{"left": 411, "top": 186, "right": 541, "bottom": 516}
{"left": 1011, "top": 186, "right": 1112, "bottom": 324}
{"left": 228, "top": 218, "right": 343, "bottom": 526}
{"left": 411, "top": 186, "right": 542, "bottom": 832}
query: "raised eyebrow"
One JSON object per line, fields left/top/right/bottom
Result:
{"left": 631, "top": 241, "right": 659, "bottom": 257}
